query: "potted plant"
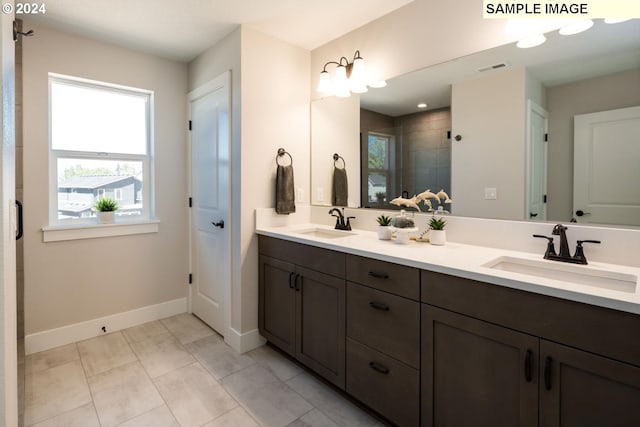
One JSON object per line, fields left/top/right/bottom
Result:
{"left": 375, "top": 191, "right": 386, "bottom": 204}
{"left": 428, "top": 215, "right": 447, "bottom": 245}
{"left": 376, "top": 215, "right": 392, "bottom": 240}
{"left": 94, "top": 197, "right": 119, "bottom": 224}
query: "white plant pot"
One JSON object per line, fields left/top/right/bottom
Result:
{"left": 97, "top": 211, "right": 115, "bottom": 224}
{"left": 377, "top": 226, "right": 392, "bottom": 240}
{"left": 392, "top": 227, "right": 418, "bottom": 244}
{"left": 429, "top": 229, "right": 446, "bottom": 245}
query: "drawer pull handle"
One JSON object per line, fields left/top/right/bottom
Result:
{"left": 288, "top": 272, "right": 295, "bottom": 289}
{"left": 369, "top": 361, "right": 389, "bottom": 374}
{"left": 524, "top": 349, "right": 532, "bottom": 382}
{"left": 369, "top": 301, "right": 390, "bottom": 311}
{"left": 368, "top": 271, "right": 389, "bottom": 279}
{"left": 544, "top": 356, "right": 552, "bottom": 390}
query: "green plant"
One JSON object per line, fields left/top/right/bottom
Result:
{"left": 94, "top": 197, "right": 119, "bottom": 212}
{"left": 429, "top": 215, "right": 447, "bottom": 230}
{"left": 376, "top": 215, "right": 392, "bottom": 226}
{"left": 375, "top": 192, "right": 386, "bottom": 200}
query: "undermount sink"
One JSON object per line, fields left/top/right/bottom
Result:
{"left": 484, "top": 256, "right": 638, "bottom": 293}
{"left": 295, "top": 228, "right": 356, "bottom": 239}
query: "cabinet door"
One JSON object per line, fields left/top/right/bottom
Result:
{"left": 296, "top": 266, "right": 346, "bottom": 389}
{"left": 258, "top": 255, "right": 296, "bottom": 356}
{"left": 540, "top": 340, "right": 640, "bottom": 427}
{"left": 422, "top": 305, "right": 538, "bottom": 427}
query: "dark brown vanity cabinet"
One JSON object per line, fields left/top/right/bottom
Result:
{"left": 258, "top": 237, "right": 346, "bottom": 388}
{"left": 345, "top": 255, "right": 421, "bottom": 427}
{"left": 421, "top": 305, "right": 539, "bottom": 427}
{"left": 421, "top": 270, "right": 640, "bottom": 427}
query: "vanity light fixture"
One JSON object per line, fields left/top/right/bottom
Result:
{"left": 317, "top": 50, "right": 384, "bottom": 97}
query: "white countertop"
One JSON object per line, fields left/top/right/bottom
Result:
{"left": 256, "top": 223, "right": 640, "bottom": 315}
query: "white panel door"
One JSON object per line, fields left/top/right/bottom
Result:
{"left": 189, "top": 72, "right": 230, "bottom": 335}
{"left": 526, "top": 100, "right": 548, "bottom": 221}
{"left": 574, "top": 106, "right": 640, "bottom": 226}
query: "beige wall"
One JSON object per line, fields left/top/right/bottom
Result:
{"left": 311, "top": 96, "right": 360, "bottom": 207}
{"left": 188, "top": 26, "right": 310, "bottom": 337}
{"left": 238, "top": 27, "right": 310, "bottom": 332}
{"left": 22, "top": 21, "right": 189, "bottom": 334}
{"left": 451, "top": 68, "right": 527, "bottom": 220}
{"left": 546, "top": 68, "right": 640, "bottom": 221}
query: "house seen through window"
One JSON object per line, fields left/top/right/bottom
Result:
{"left": 50, "top": 74, "right": 153, "bottom": 224}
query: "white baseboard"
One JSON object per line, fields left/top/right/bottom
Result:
{"left": 224, "top": 327, "right": 266, "bottom": 354}
{"left": 25, "top": 298, "right": 188, "bottom": 355}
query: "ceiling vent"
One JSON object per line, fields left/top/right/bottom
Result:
{"left": 477, "top": 62, "right": 510, "bottom": 73}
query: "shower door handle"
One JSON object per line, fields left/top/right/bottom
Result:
{"left": 15, "top": 200, "right": 23, "bottom": 240}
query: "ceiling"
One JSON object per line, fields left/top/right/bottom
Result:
{"left": 27, "top": 0, "right": 414, "bottom": 62}
{"left": 360, "top": 19, "right": 640, "bottom": 117}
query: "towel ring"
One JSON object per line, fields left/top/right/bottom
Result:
{"left": 333, "top": 153, "right": 346, "bottom": 169}
{"left": 276, "top": 148, "right": 293, "bottom": 166}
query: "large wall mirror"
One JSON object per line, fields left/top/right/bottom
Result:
{"left": 311, "top": 19, "right": 640, "bottom": 228}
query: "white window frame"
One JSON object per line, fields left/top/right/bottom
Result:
{"left": 48, "top": 73, "right": 155, "bottom": 229}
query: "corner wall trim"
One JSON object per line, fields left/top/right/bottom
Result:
{"left": 224, "top": 327, "right": 266, "bottom": 354}
{"left": 25, "top": 297, "right": 188, "bottom": 355}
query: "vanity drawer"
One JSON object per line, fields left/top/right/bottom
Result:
{"left": 346, "top": 254, "right": 419, "bottom": 300}
{"left": 347, "top": 282, "right": 420, "bottom": 368}
{"left": 346, "top": 338, "right": 419, "bottom": 427}
{"left": 259, "top": 235, "right": 345, "bottom": 278}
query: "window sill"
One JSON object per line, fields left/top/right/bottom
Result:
{"left": 42, "top": 220, "right": 160, "bottom": 242}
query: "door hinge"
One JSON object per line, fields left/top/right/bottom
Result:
{"left": 543, "top": 194, "right": 547, "bottom": 203}
{"left": 544, "top": 133, "right": 548, "bottom": 142}
{"left": 188, "top": 273, "right": 193, "bottom": 284}
{"left": 188, "top": 120, "right": 192, "bottom": 131}
{"left": 188, "top": 197, "right": 192, "bottom": 208}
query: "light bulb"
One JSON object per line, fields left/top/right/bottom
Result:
{"left": 559, "top": 20, "right": 594, "bottom": 35}
{"left": 517, "top": 34, "right": 546, "bottom": 48}
{"left": 604, "top": 18, "right": 631, "bottom": 24}
{"left": 317, "top": 71, "right": 332, "bottom": 94}
{"left": 334, "top": 65, "right": 350, "bottom": 97}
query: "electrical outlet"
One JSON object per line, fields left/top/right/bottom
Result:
{"left": 296, "top": 187, "right": 304, "bottom": 202}
{"left": 317, "top": 187, "right": 324, "bottom": 202}
{"left": 484, "top": 187, "right": 497, "bottom": 200}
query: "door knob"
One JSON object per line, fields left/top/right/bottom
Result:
{"left": 575, "top": 210, "right": 591, "bottom": 217}
{"left": 529, "top": 212, "right": 538, "bottom": 218}
{"left": 212, "top": 220, "right": 224, "bottom": 229}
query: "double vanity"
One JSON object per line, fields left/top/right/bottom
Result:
{"left": 256, "top": 218, "right": 640, "bottom": 427}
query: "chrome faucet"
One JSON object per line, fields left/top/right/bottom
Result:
{"left": 533, "top": 224, "right": 600, "bottom": 265}
{"left": 328, "top": 208, "right": 355, "bottom": 231}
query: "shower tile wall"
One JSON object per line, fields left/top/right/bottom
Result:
{"left": 395, "top": 108, "right": 451, "bottom": 199}
{"left": 16, "top": 19, "right": 25, "bottom": 427}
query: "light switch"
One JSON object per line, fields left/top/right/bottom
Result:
{"left": 484, "top": 187, "right": 497, "bottom": 200}
{"left": 296, "top": 187, "right": 304, "bottom": 202}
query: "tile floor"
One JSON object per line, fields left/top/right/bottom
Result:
{"left": 24, "top": 313, "right": 386, "bottom": 427}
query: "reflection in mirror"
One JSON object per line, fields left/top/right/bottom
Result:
{"left": 312, "top": 19, "right": 640, "bottom": 227}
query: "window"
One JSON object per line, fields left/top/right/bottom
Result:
{"left": 363, "top": 132, "right": 394, "bottom": 206}
{"left": 49, "top": 74, "right": 153, "bottom": 225}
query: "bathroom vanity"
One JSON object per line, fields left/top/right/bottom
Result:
{"left": 257, "top": 226, "right": 640, "bottom": 427}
